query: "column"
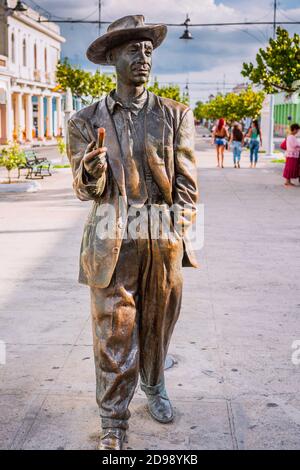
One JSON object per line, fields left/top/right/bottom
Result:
{"left": 38, "top": 95, "right": 44, "bottom": 140}
{"left": 25, "top": 94, "right": 33, "bottom": 141}
{"left": 14, "top": 92, "right": 23, "bottom": 142}
{"left": 260, "top": 95, "right": 271, "bottom": 153}
{"left": 46, "top": 96, "right": 53, "bottom": 139}
{"left": 55, "top": 96, "right": 62, "bottom": 136}
{"left": 6, "top": 89, "right": 13, "bottom": 142}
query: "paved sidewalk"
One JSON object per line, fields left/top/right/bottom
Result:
{"left": 0, "top": 138, "right": 300, "bottom": 450}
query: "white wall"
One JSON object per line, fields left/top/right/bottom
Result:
{"left": 7, "top": 16, "right": 61, "bottom": 85}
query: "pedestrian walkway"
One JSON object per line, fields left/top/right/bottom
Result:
{"left": 0, "top": 138, "right": 300, "bottom": 450}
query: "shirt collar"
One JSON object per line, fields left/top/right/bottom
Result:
{"left": 106, "top": 88, "right": 148, "bottom": 116}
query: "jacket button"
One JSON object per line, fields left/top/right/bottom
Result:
{"left": 118, "top": 221, "right": 123, "bottom": 229}
{"left": 112, "top": 247, "right": 119, "bottom": 254}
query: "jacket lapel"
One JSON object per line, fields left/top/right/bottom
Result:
{"left": 145, "top": 92, "right": 173, "bottom": 205}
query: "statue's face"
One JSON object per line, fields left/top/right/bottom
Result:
{"left": 112, "top": 40, "right": 153, "bottom": 85}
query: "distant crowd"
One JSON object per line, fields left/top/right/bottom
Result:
{"left": 211, "top": 118, "right": 300, "bottom": 187}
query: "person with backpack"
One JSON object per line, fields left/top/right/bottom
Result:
{"left": 229, "top": 122, "right": 244, "bottom": 168}
{"left": 283, "top": 123, "right": 300, "bottom": 187}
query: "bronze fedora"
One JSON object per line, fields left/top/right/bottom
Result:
{"left": 86, "top": 15, "right": 167, "bottom": 65}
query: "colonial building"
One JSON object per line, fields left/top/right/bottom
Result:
{"left": 0, "top": 1, "right": 65, "bottom": 144}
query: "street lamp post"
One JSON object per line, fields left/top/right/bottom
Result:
{"left": 267, "top": 0, "right": 277, "bottom": 157}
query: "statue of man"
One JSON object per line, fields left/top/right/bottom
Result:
{"left": 67, "top": 15, "right": 198, "bottom": 450}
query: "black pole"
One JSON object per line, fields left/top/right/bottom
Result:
{"left": 273, "top": 0, "right": 277, "bottom": 38}
{"left": 98, "top": 0, "right": 101, "bottom": 36}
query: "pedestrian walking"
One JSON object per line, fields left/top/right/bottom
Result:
{"left": 283, "top": 123, "right": 300, "bottom": 187}
{"left": 212, "top": 118, "right": 229, "bottom": 168}
{"left": 246, "top": 120, "right": 262, "bottom": 168}
{"left": 229, "top": 122, "right": 244, "bottom": 168}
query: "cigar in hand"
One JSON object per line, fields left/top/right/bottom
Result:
{"left": 96, "top": 127, "right": 106, "bottom": 195}
{"left": 97, "top": 127, "right": 106, "bottom": 149}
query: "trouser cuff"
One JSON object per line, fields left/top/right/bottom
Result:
{"left": 140, "top": 381, "right": 167, "bottom": 397}
{"left": 101, "top": 417, "right": 129, "bottom": 431}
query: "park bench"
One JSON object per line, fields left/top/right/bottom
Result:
{"left": 18, "top": 150, "right": 52, "bottom": 179}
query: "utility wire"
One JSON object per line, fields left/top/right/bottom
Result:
{"left": 37, "top": 20, "right": 300, "bottom": 26}
{"left": 278, "top": 8, "right": 300, "bottom": 24}
{"left": 26, "top": 1, "right": 98, "bottom": 22}
{"left": 24, "top": 1, "right": 300, "bottom": 28}
{"left": 237, "top": 27, "right": 268, "bottom": 46}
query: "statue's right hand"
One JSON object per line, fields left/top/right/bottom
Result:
{"left": 83, "top": 141, "right": 107, "bottom": 179}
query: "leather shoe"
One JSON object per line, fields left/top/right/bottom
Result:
{"left": 142, "top": 385, "right": 174, "bottom": 423}
{"left": 141, "top": 381, "right": 174, "bottom": 423}
{"left": 146, "top": 391, "right": 174, "bottom": 423}
{"left": 98, "top": 428, "right": 126, "bottom": 450}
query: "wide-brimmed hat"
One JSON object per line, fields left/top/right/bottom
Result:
{"left": 86, "top": 15, "right": 167, "bottom": 65}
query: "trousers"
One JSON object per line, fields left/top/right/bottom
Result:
{"left": 90, "top": 225, "right": 183, "bottom": 430}
{"left": 232, "top": 141, "right": 242, "bottom": 163}
{"left": 250, "top": 139, "right": 260, "bottom": 163}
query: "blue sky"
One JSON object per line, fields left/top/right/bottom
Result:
{"left": 25, "top": 0, "right": 300, "bottom": 106}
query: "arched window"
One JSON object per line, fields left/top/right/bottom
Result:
{"left": 44, "top": 47, "right": 47, "bottom": 72}
{"left": 11, "top": 33, "right": 15, "bottom": 63}
{"left": 22, "top": 38, "right": 27, "bottom": 66}
{"left": 34, "top": 43, "right": 37, "bottom": 69}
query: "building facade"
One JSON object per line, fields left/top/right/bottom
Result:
{"left": 0, "top": 0, "right": 65, "bottom": 144}
{"left": 274, "top": 92, "right": 300, "bottom": 137}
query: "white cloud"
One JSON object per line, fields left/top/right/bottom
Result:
{"left": 101, "top": 0, "right": 237, "bottom": 23}
{"left": 24, "top": 0, "right": 300, "bottom": 103}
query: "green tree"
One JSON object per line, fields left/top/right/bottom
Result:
{"left": 88, "top": 70, "right": 115, "bottom": 101}
{"left": 194, "top": 101, "right": 205, "bottom": 120}
{"left": 242, "top": 27, "right": 300, "bottom": 95}
{"left": 236, "top": 87, "right": 265, "bottom": 121}
{"left": 56, "top": 136, "right": 67, "bottom": 163}
{"left": 148, "top": 80, "right": 189, "bottom": 105}
{"left": 56, "top": 58, "right": 91, "bottom": 102}
{"left": 56, "top": 58, "right": 115, "bottom": 105}
{"left": 0, "top": 144, "right": 26, "bottom": 183}
{"left": 194, "top": 87, "right": 265, "bottom": 123}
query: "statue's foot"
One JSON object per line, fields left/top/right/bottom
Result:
{"left": 146, "top": 392, "right": 174, "bottom": 424}
{"left": 98, "top": 428, "right": 126, "bottom": 450}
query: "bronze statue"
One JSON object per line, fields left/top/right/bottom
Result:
{"left": 67, "top": 15, "right": 198, "bottom": 450}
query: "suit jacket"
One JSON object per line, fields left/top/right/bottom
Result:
{"left": 67, "top": 91, "right": 199, "bottom": 288}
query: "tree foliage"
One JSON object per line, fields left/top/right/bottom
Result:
{"left": 0, "top": 144, "right": 26, "bottom": 183}
{"left": 56, "top": 62, "right": 188, "bottom": 105}
{"left": 148, "top": 80, "right": 189, "bottom": 105}
{"left": 241, "top": 27, "right": 300, "bottom": 95}
{"left": 56, "top": 58, "right": 115, "bottom": 104}
{"left": 88, "top": 70, "right": 115, "bottom": 102}
{"left": 194, "top": 87, "right": 265, "bottom": 123}
{"left": 56, "top": 136, "right": 66, "bottom": 155}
